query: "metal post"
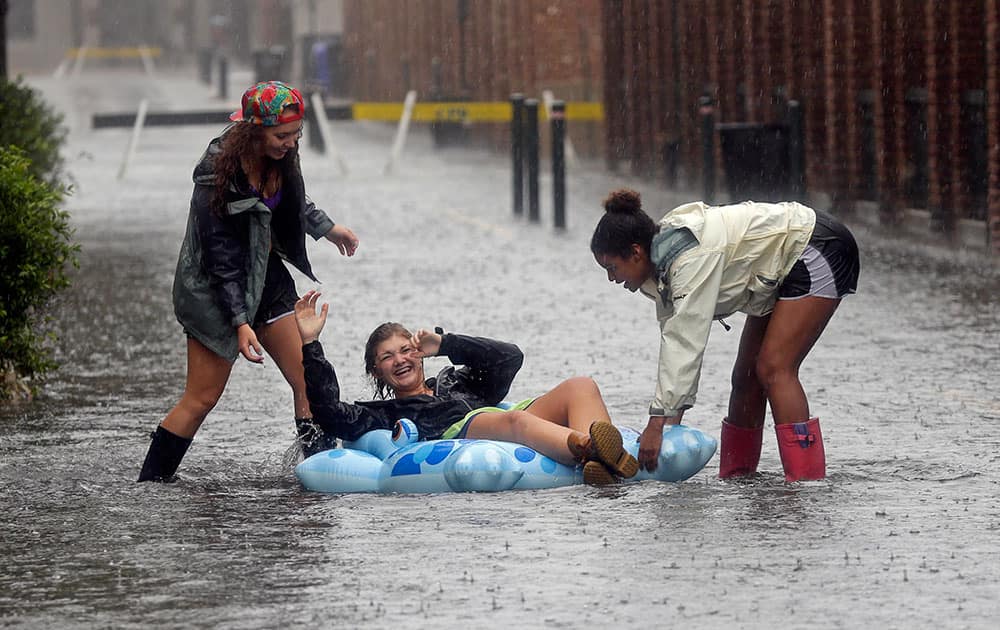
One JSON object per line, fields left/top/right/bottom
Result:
{"left": 787, "top": 99, "right": 805, "bottom": 201}
{"left": 198, "top": 47, "right": 212, "bottom": 84}
{"left": 525, "top": 98, "right": 540, "bottom": 223}
{"left": 218, "top": 56, "right": 228, "bottom": 100}
{"left": 905, "top": 88, "right": 928, "bottom": 209}
{"left": 511, "top": 93, "right": 525, "bottom": 217}
{"left": 551, "top": 100, "right": 566, "bottom": 229}
{"left": 307, "top": 92, "right": 325, "bottom": 153}
{"left": 962, "top": 90, "right": 988, "bottom": 219}
{"left": 699, "top": 96, "right": 715, "bottom": 204}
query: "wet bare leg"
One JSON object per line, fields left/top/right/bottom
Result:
{"left": 257, "top": 313, "right": 311, "bottom": 419}
{"left": 728, "top": 314, "right": 770, "bottom": 428}
{"left": 757, "top": 296, "right": 840, "bottom": 424}
{"left": 520, "top": 376, "right": 612, "bottom": 432}
{"left": 160, "top": 337, "right": 233, "bottom": 438}
{"left": 465, "top": 410, "right": 582, "bottom": 466}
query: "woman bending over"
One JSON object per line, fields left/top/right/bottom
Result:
{"left": 590, "top": 189, "right": 859, "bottom": 481}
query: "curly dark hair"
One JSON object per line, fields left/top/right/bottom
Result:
{"left": 211, "top": 123, "right": 297, "bottom": 216}
{"left": 364, "top": 322, "right": 417, "bottom": 400}
{"left": 590, "top": 188, "right": 658, "bottom": 258}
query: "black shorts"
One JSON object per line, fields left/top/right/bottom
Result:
{"left": 252, "top": 252, "right": 299, "bottom": 328}
{"left": 779, "top": 210, "right": 860, "bottom": 300}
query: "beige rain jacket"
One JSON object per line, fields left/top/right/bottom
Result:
{"left": 638, "top": 200, "right": 816, "bottom": 417}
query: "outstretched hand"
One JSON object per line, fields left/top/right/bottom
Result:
{"left": 412, "top": 328, "right": 442, "bottom": 358}
{"left": 294, "top": 290, "right": 328, "bottom": 344}
{"left": 325, "top": 224, "right": 359, "bottom": 256}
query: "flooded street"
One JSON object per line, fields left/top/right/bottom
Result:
{"left": 2, "top": 71, "right": 999, "bottom": 628}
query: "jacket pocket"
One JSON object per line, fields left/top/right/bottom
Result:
{"left": 745, "top": 274, "right": 779, "bottom": 315}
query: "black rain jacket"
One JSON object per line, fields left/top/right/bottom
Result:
{"left": 303, "top": 332, "right": 524, "bottom": 441}
{"left": 172, "top": 130, "right": 335, "bottom": 360}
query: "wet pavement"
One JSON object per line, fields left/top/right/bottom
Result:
{"left": 1, "top": 69, "right": 998, "bottom": 629}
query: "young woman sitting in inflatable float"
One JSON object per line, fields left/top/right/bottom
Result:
{"left": 293, "top": 290, "right": 715, "bottom": 493}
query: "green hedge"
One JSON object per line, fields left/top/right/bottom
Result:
{"left": 0, "top": 76, "right": 67, "bottom": 185}
{"left": 0, "top": 77, "right": 77, "bottom": 399}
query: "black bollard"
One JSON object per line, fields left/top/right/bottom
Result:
{"left": 218, "top": 56, "right": 228, "bottom": 100}
{"left": 551, "top": 100, "right": 566, "bottom": 230}
{"left": 962, "top": 90, "right": 987, "bottom": 217}
{"left": 511, "top": 93, "right": 525, "bottom": 217}
{"left": 524, "top": 98, "right": 540, "bottom": 223}
{"left": 787, "top": 100, "right": 805, "bottom": 201}
{"left": 699, "top": 96, "right": 715, "bottom": 204}
{"left": 905, "top": 88, "right": 928, "bottom": 209}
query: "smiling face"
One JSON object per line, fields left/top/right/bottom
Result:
{"left": 261, "top": 118, "right": 302, "bottom": 161}
{"left": 594, "top": 243, "right": 654, "bottom": 292}
{"left": 372, "top": 333, "right": 427, "bottom": 397}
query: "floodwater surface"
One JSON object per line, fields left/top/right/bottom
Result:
{"left": 1, "top": 72, "right": 998, "bottom": 629}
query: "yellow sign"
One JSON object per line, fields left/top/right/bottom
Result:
{"left": 352, "top": 101, "right": 604, "bottom": 122}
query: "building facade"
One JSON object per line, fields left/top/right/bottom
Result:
{"left": 341, "top": 0, "right": 605, "bottom": 154}
{"left": 340, "top": 0, "right": 999, "bottom": 255}
{"left": 6, "top": 0, "right": 999, "bottom": 254}
{"left": 605, "top": 0, "right": 1000, "bottom": 254}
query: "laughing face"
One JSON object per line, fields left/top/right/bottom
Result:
{"left": 372, "top": 333, "right": 427, "bottom": 397}
{"left": 261, "top": 119, "right": 302, "bottom": 161}
{"left": 594, "top": 244, "right": 654, "bottom": 293}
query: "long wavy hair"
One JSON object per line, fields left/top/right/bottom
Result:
{"left": 364, "top": 322, "right": 417, "bottom": 400}
{"left": 211, "top": 122, "right": 297, "bottom": 217}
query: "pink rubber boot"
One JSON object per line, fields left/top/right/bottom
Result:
{"left": 775, "top": 417, "right": 826, "bottom": 481}
{"left": 718, "top": 418, "right": 764, "bottom": 478}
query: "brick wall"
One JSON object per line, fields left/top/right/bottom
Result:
{"left": 341, "top": 0, "right": 604, "bottom": 155}
{"left": 340, "top": 1, "right": 999, "bottom": 252}
{"left": 603, "top": 0, "right": 997, "bottom": 253}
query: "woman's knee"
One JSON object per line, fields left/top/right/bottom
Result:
{"left": 179, "top": 387, "right": 223, "bottom": 417}
{"left": 559, "top": 375, "right": 600, "bottom": 397}
{"left": 500, "top": 410, "right": 535, "bottom": 440}
{"left": 754, "top": 352, "right": 797, "bottom": 390}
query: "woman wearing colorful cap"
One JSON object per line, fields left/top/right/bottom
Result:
{"left": 590, "top": 189, "right": 859, "bottom": 482}
{"left": 137, "top": 81, "right": 359, "bottom": 482}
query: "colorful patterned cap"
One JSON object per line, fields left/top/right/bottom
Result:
{"left": 229, "top": 81, "right": 305, "bottom": 126}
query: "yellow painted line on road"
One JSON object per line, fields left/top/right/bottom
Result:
{"left": 352, "top": 101, "right": 604, "bottom": 122}
{"left": 66, "top": 47, "right": 162, "bottom": 59}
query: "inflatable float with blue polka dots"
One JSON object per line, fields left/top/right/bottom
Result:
{"left": 295, "top": 418, "right": 717, "bottom": 494}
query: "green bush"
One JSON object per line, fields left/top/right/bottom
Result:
{"left": 0, "top": 76, "right": 67, "bottom": 186}
{"left": 0, "top": 146, "right": 78, "bottom": 396}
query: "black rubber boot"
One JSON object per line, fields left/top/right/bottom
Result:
{"left": 296, "top": 417, "right": 338, "bottom": 458}
{"left": 137, "top": 426, "right": 192, "bottom": 482}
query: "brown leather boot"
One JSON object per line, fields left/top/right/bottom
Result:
{"left": 582, "top": 460, "right": 619, "bottom": 486}
{"left": 589, "top": 421, "right": 639, "bottom": 479}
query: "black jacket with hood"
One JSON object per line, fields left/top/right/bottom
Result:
{"left": 303, "top": 332, "right": 524, "bottom": 441}
{"left": 172, "top": 130, "right": 335, "bottom": 360}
